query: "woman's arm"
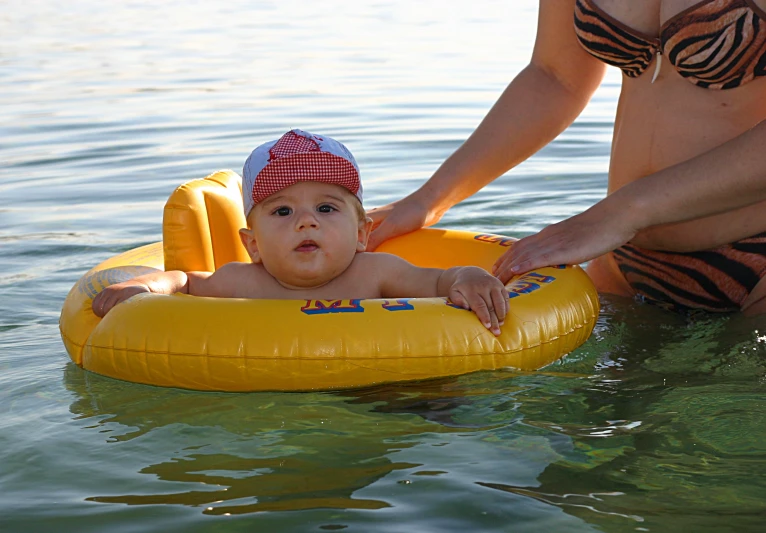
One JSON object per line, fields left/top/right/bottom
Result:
{"left": 493, "top": 119, "right": 766, "bottom": 280}
{"left": 367, "top": 0, "right": 606, "bottom": 250}
{"left": 632, "top": 119, "right": 766, "bottom": 230}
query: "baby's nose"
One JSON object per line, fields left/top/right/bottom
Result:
{"left": 295, "top": 209, "right": 319, "bottom": 229}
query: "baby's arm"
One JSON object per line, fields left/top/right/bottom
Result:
{"left": 375, "top": 254, "right": 509, "bottom": 335}
{"left": 92, "top": 270, "right": 214, "bottom": 317}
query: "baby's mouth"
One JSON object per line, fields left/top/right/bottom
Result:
{"left": 295, "top": 240, "right": 319, "bottom": 252}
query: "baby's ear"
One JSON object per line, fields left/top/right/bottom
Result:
{"left": 357, "top": 216, "right": 373, "bottom": 252}
{"left": 239, "top": 228, "right": 262, "bottom": 264}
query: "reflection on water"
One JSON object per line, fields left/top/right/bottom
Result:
{"left": 66, "top": 366, "right": 426, "bottom": 514}
{"left": 57, "top": 306, "right": 766, "bottom": 530}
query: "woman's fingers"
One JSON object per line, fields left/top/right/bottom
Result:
{"left": 366, "top": 194, "right": 440, "bottom": 251}
{"left": 493, "top": 247, "right": 523, "bottom": 283}
{"left": 365, "top": 204, "right": 393, "bottom": 230}
{"left": 493, "top": 206, "right": 637, "bottom": 281}
{"left": 367, "top": 218, "right": 403, "bottom": 251}
{"left": 366, "top": 203, "right": 406, "bottom": 251}
{"left": 367, "top": 205, "right": 427, "bottom": 251}
{"left": 494, "top": 237, "right": 558, "bottom": 281}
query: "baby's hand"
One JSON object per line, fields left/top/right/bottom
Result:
{"left": 448, "top": 267, "right": 509, "bottom": 336}
{"left": 92, "top": 282, "right": 150, "bottom": 318}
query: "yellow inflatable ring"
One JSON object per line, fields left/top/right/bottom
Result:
{"left": 59, "top": 171, "right": 599, "bottom": 392}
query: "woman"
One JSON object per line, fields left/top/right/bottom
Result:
{"left": 368, "top": 0, "right": 766, "bottom": 315}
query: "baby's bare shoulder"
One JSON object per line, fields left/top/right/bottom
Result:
{"left": 214, "top": 261, "right": 262, "bottom": 278}
{"left": 206, "top": 262, "right": 272, "bottom": 297}
{"left": 351, "top": 252, "right": 422, "bottom": 284}
{"left": 354, "top": 252, "right": 407, "bottom": 267}
{"left": 219, "top": 261, "right": 254, "bottom": 269}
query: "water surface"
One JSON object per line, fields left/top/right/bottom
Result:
{"left": 1, "top": 1, "right": 765, "bottom": 531}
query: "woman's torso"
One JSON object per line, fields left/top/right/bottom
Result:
{"left": 579, "top": 0, "right": 766, "bottom": 251}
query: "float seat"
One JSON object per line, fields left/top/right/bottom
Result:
{"left": 163, "top": 170, "right": 250, "bottom": 272}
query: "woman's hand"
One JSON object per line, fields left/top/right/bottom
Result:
{"left": 493, "top": 194, "right": 642, "bottom": 283}
{"left": 366, "top": 194, "right": 442, "bottom": 251}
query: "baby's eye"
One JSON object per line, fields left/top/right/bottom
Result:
{"left": 274, "top": 207, "right": 292, "bottom": 216}
{"left": 317, "top": 204, "right": 337, "bottom": 213}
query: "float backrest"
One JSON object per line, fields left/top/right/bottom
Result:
{"left": 163, "top": 170, "right": 251, "bottom": 272}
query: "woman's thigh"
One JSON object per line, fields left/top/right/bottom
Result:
{"left": 742, "top": 278, "right": 766, "bottom": 315}
{"left": 585, "top": 253, "right": 635, "bottom": 297}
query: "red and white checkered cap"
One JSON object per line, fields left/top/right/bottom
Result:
{"left": 242, "top": 129, "right": 362, "bottom": 216}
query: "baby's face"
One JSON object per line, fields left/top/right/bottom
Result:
{"left": 242, "top": 182, "right": 369, "bottom": 289}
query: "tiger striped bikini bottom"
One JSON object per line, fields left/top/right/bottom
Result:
{"left": 612, "top": 233, "right": 766, "bottom": 312}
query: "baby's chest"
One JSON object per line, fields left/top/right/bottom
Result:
{"left": 245, "top": 275, "right": 382, "bottom": 301}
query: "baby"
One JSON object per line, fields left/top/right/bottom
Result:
{"left": 93, "top": 129, "right": 509, "bottom": 334}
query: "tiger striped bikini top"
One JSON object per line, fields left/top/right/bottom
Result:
{"left": 574, "top": 0, "right": 766, "bottom": 89}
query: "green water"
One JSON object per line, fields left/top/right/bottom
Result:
{"left": 1, "top": 0, "right": 765, "bottom": 531}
